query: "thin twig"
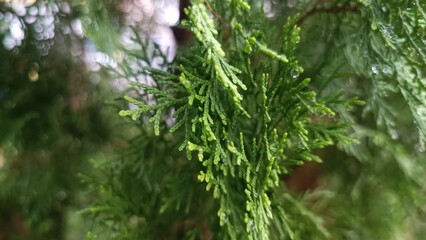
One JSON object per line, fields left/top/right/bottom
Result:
{"left": 205, "top": 1, "right": 223, "bottom": 22}
{"left": 297, "top": 4, "right": 361, "bottom": 25}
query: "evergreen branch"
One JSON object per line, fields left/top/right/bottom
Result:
{"left": 362, "top": 1, "right": 426, "bottom": 149}
{"left": 114, "top": 2, "right": 367, "bottom": 240}
{"left": 183, "top": 1, "right": 249, "bottom": 114}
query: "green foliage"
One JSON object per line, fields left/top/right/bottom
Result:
{"left": 1, "top": 0, "right": 426, "bottom": 239}
{"left": 114, "top": 0, "right": 362, "bottom": 239}
{"left": 111, "top": 0, "right": 426, "bottom": 239}
{"left": 0, "top": 2, "right": 117, "bottom": 239}
{"left": 291, "top": 0, "right": 426, "bottom": 239}
{"left": 359, "top": 0, "right": 426, "bottom": 150}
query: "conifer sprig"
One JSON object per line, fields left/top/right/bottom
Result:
{"left": 117, "top": 1, "right": 358, "bottom": 239}
{"left": 362, "top": 0, "right": 426, "bottom": 150}
{"left": 182, "top": 1, "right": 248, "bottom": 113}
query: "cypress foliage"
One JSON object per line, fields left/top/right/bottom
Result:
{"left": 94, "top": 0, "right": 426, "bottom": 239}
{"left": 1, "top": 0, "right": 426, "bottom": 239}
